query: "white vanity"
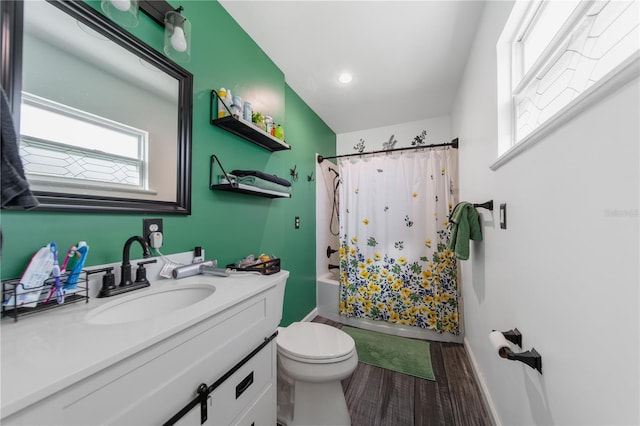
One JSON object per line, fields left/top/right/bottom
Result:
{"left": 1, "top": 270, "right": 289, "bottom": 425}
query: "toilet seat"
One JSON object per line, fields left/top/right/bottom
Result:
{"left": 277, "top": 322, "right": 355, "bottom": 364}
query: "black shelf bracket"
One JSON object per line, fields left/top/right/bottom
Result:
{"left": 209, "top": 154, "right": 237, "bottom": 191}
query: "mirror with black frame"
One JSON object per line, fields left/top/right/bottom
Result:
{"left": 1, "top": 0, "right": 193, "bottom": 214}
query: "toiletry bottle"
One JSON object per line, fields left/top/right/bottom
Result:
{"left": 275, "top": 124, "right": 284, "bottom": 141}
{"left": 225, "top": 89, "right": 233, "bottom": 119}
{"left": 243, "top": 101, "right": 252, "bottom": 121}
{"left": 217, "top": 88, "right": 227, "bottom": 118}
{"left": 232, "top": 94, "right": 242, "bottom": 119}
{"left": 264, "top": 115, "right": 273, "bottom": 134}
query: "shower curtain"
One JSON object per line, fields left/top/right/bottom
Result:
{"left": 338, "top": 149, "right": 460, "bottom": 334}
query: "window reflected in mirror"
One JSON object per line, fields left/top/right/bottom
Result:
{"left": 21, "top": 92, "right": 150, "bottom": 194}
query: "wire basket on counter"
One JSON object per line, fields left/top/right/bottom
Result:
{"left": 227, "top": 258, "right": 281, "bottom": 275}
{"left": 1, "top": 270, "right": 90, "bottom": 322}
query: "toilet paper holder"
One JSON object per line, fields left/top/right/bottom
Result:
{"left": 493, "top": 328, "right": 542, "bottom": 374}
{"left": 496, "top": 328, "right": 522, "bottom": 347}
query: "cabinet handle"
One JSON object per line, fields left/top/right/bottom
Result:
{"left": 235, "top": 372, "right": 254, "bottom": 399}
{"left": 198, "top": 383, "right": 209, "bottom": 424}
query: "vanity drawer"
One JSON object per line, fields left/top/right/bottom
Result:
{"left": 231, "top": 383, "right": 275, "bottom": 426}
{"left": 207, "top": 338, "right": 275, "bottom": 425}
{"left": 174, "top": 338, "right": 276, "bottom": 426}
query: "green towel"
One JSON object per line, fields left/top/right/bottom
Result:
{"left": 447, "top": 202, "right": 482, "bottom": 260}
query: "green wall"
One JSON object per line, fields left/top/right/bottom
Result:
{"left": 0, "top": 0, "right": 336, "bottom": 326}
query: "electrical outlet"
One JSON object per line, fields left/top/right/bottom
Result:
{"left": 143, "top": 218, "right": 163, "bottom": 246}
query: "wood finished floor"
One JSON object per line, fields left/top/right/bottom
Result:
{"left": 312, "top": 316, "right": 492, "bottom": 426}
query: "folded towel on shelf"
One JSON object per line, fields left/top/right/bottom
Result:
{"left": 1, "top": 88, "right": 38, "bottom": 209}
{"left": 447, "top": 202, "right": 482, "bottom": 260}
{"left": 231, "top": 169, "right": 291, "bottom": 187}
{"left": 221, "top": 175, "right": 291, "bottom": 194}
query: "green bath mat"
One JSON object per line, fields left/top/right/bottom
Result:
{"left": 342, "top": 326, "right": 435, "bottom": 381}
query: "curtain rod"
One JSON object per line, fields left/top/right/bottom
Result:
{"left": 317, "top": 138, "right": 459, "bottom": 163}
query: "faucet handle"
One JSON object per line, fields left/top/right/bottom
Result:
{"left": 135, "top": 259, "right": 158, "bottom": 284}
{"left": 98, "top": 267, "right": 116, "bottom": 297}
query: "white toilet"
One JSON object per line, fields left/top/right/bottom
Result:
{"left": 276, "top": 322, "right": 358, "bottom": 426}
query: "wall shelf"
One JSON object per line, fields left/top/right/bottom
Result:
{"left": 210, "top": 155, "right": 291, "bottom": 199}
{"left": 210, "top": 90, "right": 291, "bottom": 152}
{"left": 212, "top": 180, "right": 291, "bottom": 199}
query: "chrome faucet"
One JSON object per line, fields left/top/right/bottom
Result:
{"left": 120, "top": 235, "right": 152, "bottom": 287}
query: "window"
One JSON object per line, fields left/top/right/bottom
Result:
{"left": 495, "top": 0, "right": 639, "bottom": 165}
{"left": 19, "top": 93, "right": 149, "bottom": 193}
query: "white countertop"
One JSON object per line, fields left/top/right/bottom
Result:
{"left": 1, "top": 270, "right": 289, "bottom": 418}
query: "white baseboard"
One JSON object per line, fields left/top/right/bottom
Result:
{"left": 300, "top": 308, "right": 318, "bottom": 322}
{"left": 463, "top": 337, "right": 501, "bottom": 426}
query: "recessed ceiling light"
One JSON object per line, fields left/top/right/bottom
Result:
{"left": 338, "top": 73, "right": 353, "bottom": 84}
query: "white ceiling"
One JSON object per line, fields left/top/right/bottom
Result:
{"left": 219, "top": 1, "right": 487, "bottom": 134}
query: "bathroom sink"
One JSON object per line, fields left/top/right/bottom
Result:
{"left": 85, "top": 284, "right": 216, "bottom": 325}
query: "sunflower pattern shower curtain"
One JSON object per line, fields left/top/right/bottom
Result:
{"left": 338, "top": 149, "right": 460, "bottom": 334}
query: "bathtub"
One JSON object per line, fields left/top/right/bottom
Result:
{"left": 316, "top": 273, "right": 463, "bottom": 343}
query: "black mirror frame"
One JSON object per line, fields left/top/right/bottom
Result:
{"left": 0, "top": 0, "right": 193, "bottom": 214}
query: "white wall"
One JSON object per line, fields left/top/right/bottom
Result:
{"left": 336, "top": 116, "right": 451, "bottom": 155}
{"left": 451, "top": 2, "right": 639, "bottom": 425}
{"left": 316, "top": 155, "right": 341, "bottom": 278}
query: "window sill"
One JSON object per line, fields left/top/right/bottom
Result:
{"left": 491, "top": 53, "right": 639, "bottom": 171}
{"left": 28, "top": 177, "right": 158, "bottom": 197}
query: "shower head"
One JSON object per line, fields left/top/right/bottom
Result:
{"left": 328, "top": 167, "right": 339, "bottom": 177}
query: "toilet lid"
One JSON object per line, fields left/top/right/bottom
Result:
{"left": 277, "top": 322, "right": 355, "bottom": 361}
